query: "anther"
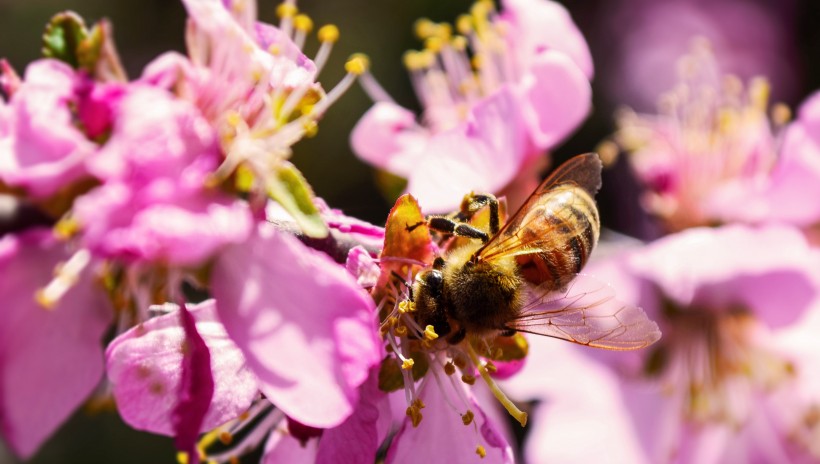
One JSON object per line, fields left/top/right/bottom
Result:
{"left": 444, "top": 362, "right": 456, "bottom": 376}
{"left": 219, "top": 431, "right": 233, "bottom": 445}
{"left": 462, "top": 410, "right": 475, "bottom": 426}
{"left": 453, "top": 356, "right": 467, "bottom": 369}
{"left": 476, "top": 445, "right": 487, "bottom": 458}
{"left": 461, "top": 374, "right": 476, "bottom": 385}
{"left": 276, "top": 3, "right": 298, "bottom": 19}
{"left": 414, "top": 18, "right": 436, "bottom": 39}
{"left": 456, "top": 15, "right": 473, "bottom": 35}
{"left": 395, "top": 325, "right": 408, "bottom": 337}
{"left": 423, "top": 325, "right": 439, "bottom": 341}
{"left": 425, "top": 36, "right": 444, "bottom": 53}
{"left": 318, "top": 24, "right": 340, "bottom": 43}
{"left": 345, "top": 54, "right": 370, "bottom": 75}
{"left": 772, "top": 103, "right": 792, "bottom": 126}
{"left": 484, "top": 361, "right": 497, "bottom": 374}
{"left": 294, "top": 14, "right": 313, "bottom": 32}
{"left": 402, "top": 358, "right": 415, "bottom": 370}
{"left": 54, "top": 217, "right": 79, "bottom": 239}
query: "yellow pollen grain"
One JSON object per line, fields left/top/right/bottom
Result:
{"left": 462, "top": 410, "right": 475, "bottom": 426}
{"left": 345, "top": 53, "right": 370, "bottom": 75}
{"left": 476, "top": 445, "right": 487, "bottom": 458}
{"left": 398, "top": 300, "right": 416, "bottom": 313}
{"left": 414, "top": 18, "right": 436, "bottom": 39}
{"left": 451, "top": 35, "right": 468, "bottom": 51}
{"left": 318, "top": 24, "right": 340, "bottom": 43}
{"left": 413, "top": 398, "right": 426, "bottom": 409}
{"left": 395, "top": 325, "right": 408, "bottom": 337}
{"left": 302, "top": 120, "right": 318, "bottom": 138}
{"left": 276, "top": 3, "right": 298, "bottom": 19}
{"left": 425, "top": 36, "right": 444, "bottom": 53}
{"left": 294, "top": 14, "right": 313, "bottom": 32}
{"left": 34, "top": 288, "right": 56, "bottom": 310}
{"left": 176, "top": 451, "right": 189, "bottom": 464}
{"left": 444, "top": 362, "right": 456, "bottom": 375}
{"left": 772, "top": 102, "right": 792, "bottom": 125}
{"left": 406, "top": 405, "right": 423, "bottom": 427}
{"left": 436, "top": 23, "right": 453, "bottom": 40}
{"left": 54, "top": 217, "right": 79, "bottom": 239}
{"left": 461, "top": 374, "right": 476, "bottom": 385}
{"left": 219, "top": 431, "right": 233, "bottom": 445}
{"left": 418, "top": 50, "right": 436, "bottom": 68}
{"left": 423, "top": 325, "right": 439, "bottom": 341}
{"left": 456, "top": 14, "right": 473, "bottom": 35}
{"left": 402, "top": 358, "right": 415, "bottom": 370}
{"left": 403, "top": 50, "right": 421, "bottom": 70}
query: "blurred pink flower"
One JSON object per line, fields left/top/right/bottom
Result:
{"left": 612, "top": 45, "right": 794, "bottom": 232}
{"left": 0, "top": 229, "right": 112, "bottom": 458}
{"left": 351, "top": 0, "right": 592, "bottom": 212}
{"left": 72, "top": 84, "right": 253, "bottom": 266}
{"left": 506, "top": 225, "right": 820, "bottom": 463}
{"left": 599, "top": 0, "right": 798, "bottom": 111}
{"left": 0, "top": 60, "right": 121, "bottom": 199}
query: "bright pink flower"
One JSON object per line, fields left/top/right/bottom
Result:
{"left": 72, "top": 84, "right": 253, "bottom": 266}
{"left": 105, "top": 300, "right": 257, "bottom": 438}
{"left": 506, "top": 225, "right": 820, "bottom": 463}
{"left": 210, "top": 222, "right": 382, "bottom": 429}
{"left": 0, "top": 229, "right": 112, "bottom": 458}
{"left": 351, "top": 0, "right": 592, "bottom": 211}
{"left": 0, "top": 60, "right": 114, "bottom": 198}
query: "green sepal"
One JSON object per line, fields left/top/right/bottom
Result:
{"left": 267, "top": 161, "right": 328, "bottom": 239}
{"left": 377, "top": 352, "right": 429, "bottom": 393}
{"left": 42, "top": 11, "right": 89, "bottom": 68}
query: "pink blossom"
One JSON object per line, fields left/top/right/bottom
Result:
{"left": 105, "top": 300, "right": 257, "bottom": 438}
{"left": 506, "top": 225, "right": 820, "bottom": 463}
{"left": 611, "top": 45, "right": 805, "bottom": 232}
{"left": 0, "top": 60, "right": 113, "bottom": 199}
{"left": 210, "top": 222, "right": 382, "bottom": 429}
{"left": 0, "top": 229, "right": 112, "bottom": 458}
{"left": 351, "top": 0, "right": 592, "bottom": 211}
{"left": 72, "top": 84, "right": 253, "bottom": 266}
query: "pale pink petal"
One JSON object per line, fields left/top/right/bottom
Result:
{"left": 628, "top": 225, "right": 819, "bottom": 327}
{"left": 105, "top": 300, "right": 258, "bottom": 437}
{"left": 521, "top": 50, "right": 592, "bottom": 150}
{"left": 345, "top": 246, "right": 381, "bottom": 289}
{"left": 211, "top": 224, "right": 381, "bottom": 428}
{"left": 0, "top": 230, "right": 112, "bottom": 458}
{"left": 349, "top": 101, "right": 428, "bottom": 177}
{"left": 315, "top": 369, "right": 385, "bottom": 464}
{"left": 387, "top": 380, "right": 513, "bottom": 464}
{"left": 500, "top": 0, "right": 594, "bottom": 78}
{"left": 407, "top": 88, "right": 527, "bottom": 212}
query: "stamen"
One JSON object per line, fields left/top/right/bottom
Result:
{"left": 476, "top": 445, "right": 487, "bottom": 458}
{"left": 292, "top": 14, "right": 313, "bottom": 50}
{"left": 462, "top": 409, "right": 475, "bottom": 425}
{"left": 465, "top": 342, "right": 527, "bottom": 426}
{"left": 314, "top": 25, "right": 339, "bottom": 74}
{"left": 36, "top": 249, "right": 91, "bottom": 310}
{"left": 423, "top": 325, "right": 439, "bottom": 341}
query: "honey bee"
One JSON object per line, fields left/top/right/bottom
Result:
{"left": 410, "top": 153, "right": 661, "bottom": 349}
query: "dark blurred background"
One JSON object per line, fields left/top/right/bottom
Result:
{"left": 1, "top": 0, "right": 819, "bottom": 462}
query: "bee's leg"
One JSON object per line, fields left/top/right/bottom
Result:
{"left": 458, "top": 193, "right": 500, "bottom": 235}
{"left": 426, "top": 217, "right": 490, "bottom": 243}
{"left": 499, "top": 328, "right": 517, "bottom": 337}
{"left": 390, "top": 270, "right": 413, "bottom": 299}
{"left": 447, "top": 327, "right": 467, "bottom": 345}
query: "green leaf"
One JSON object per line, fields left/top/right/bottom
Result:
{"left": 267, "top": 162, "right": 328, "bottom": 239}
{"left": 42, "top": 11, "right": 89, "bottom": 68}
{"left": 377, "top": 352, "right": 429, "bottom": 393}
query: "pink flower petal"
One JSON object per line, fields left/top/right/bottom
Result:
{"left": 172, "top": 304, "right": 215, "bottom": 464}
{"left": 0, "top": 60, "right": 97, "bottom": 198}
{"left": 629, "top": 225, "right": 820, "bottom": 328}
{"left": 349, "top": 101, "right": 428, "bottom": 177}
{"left": 407, "top": 88, "right": 528, "bottom": 212}
{"left": 211, "top": 224, "right": 381, "bottom": 428}
{"left": 0, "top": 230, "right": 112, "bottom": 458}
{"left": 262, "top": 424, "right": 318, "bottom": 464}
{"left": 105, "top": 300, "right": 258, "bottom": 437}
{"left": 387, "top": 381, "right": 513, "bottom": 464}
{"left": 500, "top": 0, "right": 594, "bottom": 78}
{"left": 315, "top": 369, "right": 385, "bottom": 464}
{"left": 521, "top": 50, "right": 592, "bottom": 150}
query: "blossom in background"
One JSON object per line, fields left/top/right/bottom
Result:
{"left": 608, "top": 44, "right": 807, "bottom": 233}
{"left": 350, "top": 0, "right": 593, "bottom": 211}
{"left": 597, "top": 0, "right": 798, "bottom": 112}
{"left": 506, "top": 225, "right": 820, "bottom": 463}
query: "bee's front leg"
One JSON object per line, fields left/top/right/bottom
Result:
{"left": 458, "top": 193, "right": 500, "bottom": 235}
{"left": 409, "top": 216, "right": 489, "bottom": 243}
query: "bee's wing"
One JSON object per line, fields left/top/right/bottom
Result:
{"left": 476, "top": 153, "right": 602, "bottom": 263}
{"left": 506, "top": 274, "right": 662, "bottom": 350}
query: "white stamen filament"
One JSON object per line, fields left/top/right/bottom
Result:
{"left": 36, "top": 249, "right": 91, "bottom": 309}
